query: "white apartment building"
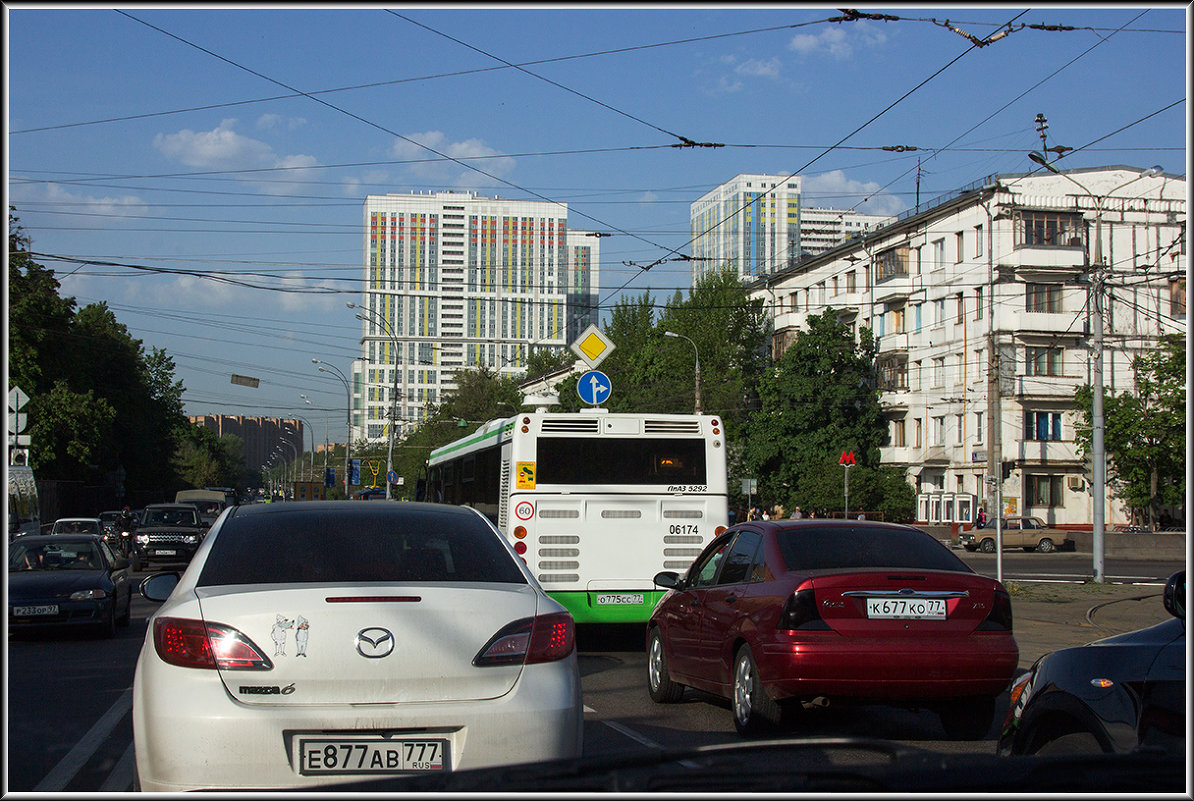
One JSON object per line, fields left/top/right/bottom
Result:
{"left": 352, "top": 191, "right": 599, "bottom": 443}
{"left": 690, "top": 172, "right": 893, "bottom": 283}
{"left": 752, "top": 166, "right": 1186, "bottom": 528}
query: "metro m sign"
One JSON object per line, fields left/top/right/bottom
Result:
{"left": 839, "top": 450, "right": 856, "bottom": 465}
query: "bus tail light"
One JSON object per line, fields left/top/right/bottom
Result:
{"left": 714, "top": 525, "right": 727, "bottom": 536}
{"left": 513, "top": 540, "right": 527, "bottom": 554}
{"left": 513, "top": 526, "right": 527, "bottom": 539}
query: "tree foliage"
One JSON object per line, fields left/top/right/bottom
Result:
{"left": 9, "top": 209, "right": 195, "bottom": 498}
{"left": 1074, "top": 333, "right": 1185, "bottom": 526}
{"left": 741, "top": 308, "right": 914, "bottom": 520}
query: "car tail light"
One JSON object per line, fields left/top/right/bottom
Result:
{"left": 153, "top": 617, "right": 274, "bottom": 670}
{"left": 473, "top": 612, "right": 575, "bottom": 667}
{"left": 777, "top": 588, "right": 831, "bottom": 631}
{"left": 976, "top": 587, "right": 1014, "bottom": 631}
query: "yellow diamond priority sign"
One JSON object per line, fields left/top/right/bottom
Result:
{"left": 570, "top": 324, "right": 616, "bottom": 369}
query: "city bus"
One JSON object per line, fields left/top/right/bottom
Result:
{"left": 425, "top": 410, "right": 729, "bottom": 623}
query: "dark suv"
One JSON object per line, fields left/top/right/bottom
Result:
{"left": 133, "top": 504, "right": 208, "bottom": 570}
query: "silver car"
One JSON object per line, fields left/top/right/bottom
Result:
{"left": 133, "top": 501, "right": 582, "bottom": 791}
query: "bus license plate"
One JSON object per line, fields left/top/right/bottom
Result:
{"left": 596, "top": 593, "right": 644, "bottom": 606}
{"left": 865, "top": 598, "right": 947, "bottom": 619}
{"left": 14, "top": 604, "right": 59, "bottom": 616}
{"left": 297, "top": 737, "right": 448, "bottom": 775}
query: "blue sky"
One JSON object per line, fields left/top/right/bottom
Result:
{"left": 7, "top": 5, "right": 1188, "bottom": 444}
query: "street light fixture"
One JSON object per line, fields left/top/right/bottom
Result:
{"left": 663, "top": 331, "right": 702, "bottom": 413}
{"left": 313, "top": 358, "right": 352, "bottom": 497}
{"left": 301, "top": 394, "right": 329, "bottom": 472}
{"left": 348, "top": 301, "right": 402, "bottom": 501}
{"left": 1027, "top": 154, "right": 1163, "bottom": 582}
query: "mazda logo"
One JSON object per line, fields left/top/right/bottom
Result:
{"left": 355, "top": 627, "right": 394, "bottom": 658}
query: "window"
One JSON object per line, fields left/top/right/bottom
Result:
{"left": 1170, "top": 279, "right": 1186, "bottom": 316}
{"left": 931, "top": 239, "right": 945, "bottom": 269}
{"left": 892, "top": 419, "right": 906, "bottom": 447}
{"left": 975, "top": 411, "right": 984, "bottom": 444}
{"left": 931, "top": 357, "right": 944, "bottom": 387}
{"left": 914, "top": 418, "right": 923, "bottom": 447}
{"left": 1025, "top": 411, "right": 1063, "bottom": 441}
{"left": 914, "top": 303, "right": 922, "bottom": 332}
{"left": 1026, "top": 283, "right": 1063, "bottom": 313}
{"left": 955, "top": 232, "right": 964, "bottom": 263}
{"left": 877, "top": 355, "right": 908, "bottom": 390}
{"left": 955, "top": 292, "right": 965, "bottom": 324}
{"left": 847, "top": 270, "right": 857, "bottom": 292}
{"left": 974, "top": 287, "right": 983, "bottom": 320}
{"left": 832, "top": 276, "right": 839, "bottom": 296}
{"left": 718, "top": 531, "right": 762, "bottom": 585}
{"left": 1018, "top": 210, "right": 1084, "bottom": 247}
{"left": 1025, "top": 347, "right": 1063, "bottom": 377}
{"left": 931, "top": 416, "right": 945, "bottom": 446}
{"left": 954, "top": 414, "right": 964, "bottom": 445}
{"left": 911, "top": 360, "right": 921, "bottom": 391}
{"left": 935, "top": 297, "right": 946, "bottom": 325}
{"left": 876, "top": 246, "right": 909, "bottom": 280}
{"left": 1029, "top": 475, "right": 1065, "bottom": 508}
{"left": 974, "top": 224, "right": 984, "bottom": 257}
{"left": 892, "top": 305, "right": 906, "bottom": 333}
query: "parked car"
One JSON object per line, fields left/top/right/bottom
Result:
{"left": 960, "top": 516, "right": 1076, "bottom": 553}
{"left": 132, "top": 503, "right": 208, "bottom": 570}
{"left": 8, "top": 534, "right": 134, "bottom": 636}
{"left": 647, "top": 520, "right": 1019, "bottom": 738}
{"left": 132, "top": 501, "right": 582, "bottom": 791}
{"left": 50, "top": 517, "right": 105, "bottom": 537}
{"left": 997, "top": 570, "right": 1185, "bottom": 757}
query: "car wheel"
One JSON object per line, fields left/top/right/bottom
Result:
{"left": 99, "top": 606, "right": 117, "bottom": 638}
{"left": 1033, "top": 731, "right": 1103, "bottom": 755}
{"left": 117, "top": 590, "right": 133, "bottom": 627}
{"left": 937, "top": 695, "right": 995, "bottom": 740}
{"left": 732, "top": 644, "right": 781, "bottom": 737}
{"left": 1036, "top": 538, "right": 1056, "bottom": 553}
{"left": 979, "top": 538, "right": 996, "bottom": 553}
{"left": 647, "top": 628, "right": 684, "bottom": 703}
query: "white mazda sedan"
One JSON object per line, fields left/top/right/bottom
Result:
{"left": 132, "top": 501, "right": 582, "bottom": 791}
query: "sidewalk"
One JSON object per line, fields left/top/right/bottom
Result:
{"left": 1006, "top": 580, "right": 1172, "bottom": 669}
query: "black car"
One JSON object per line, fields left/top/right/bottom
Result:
{"left": 132, "top": 503, "right": 208, "bottom": 570}
{"left": 997, "top": 570, "right": 1185, "bottom": 757}
{"left": 8, "top": 534, "right": 134, "bottom": 636}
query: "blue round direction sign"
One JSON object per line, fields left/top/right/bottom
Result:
{"left": 386, "top": 470, "right": 398, "bottom": 484}
{"left": 577, "top": 370, "right": 612, "bottom": 405}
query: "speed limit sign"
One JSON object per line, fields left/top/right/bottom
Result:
{"left": 515, "top": 501, "right": 535, "bottom": 520}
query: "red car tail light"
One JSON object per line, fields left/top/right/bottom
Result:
{"left": 153, "top": 617, "right": 274, "bottom": 670}
{"left": 976, "top": 588, "right": 1014, "bottom": 631}
{"left": 473, "top": 612, "right": 575, "bottom": 666}
{"left": 776, "top": 588, "right": 831, "bottom": 631}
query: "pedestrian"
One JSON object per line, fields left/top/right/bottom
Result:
{"left": 808, "top": 509, "right": 816, "bottom": 519}
{"left": 976, "top": 507, "right": 987, "bottom": 529}
{"left": 761, "top": 508, "right": 770, "bottom": 520}
{"left": 790, "top": 506, "right": 803, "bottom": 519}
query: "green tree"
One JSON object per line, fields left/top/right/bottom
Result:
{"left": 1074, "top": 334, "right": 1185, "bottom": 528}
{"left": 741, "top": 308, "right": 914, "bottom": 519}
{"left": 524, "top": 348, "right": 576, "bottom": 384}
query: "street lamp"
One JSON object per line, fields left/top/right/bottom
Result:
{"left": 301, "top": 395, "right": 328, "bottom": 472}
{"left": 279, "top": 437, "right": 299, "bottom": 500}
{"left": 663, "top": 331, "right": 702, "bottom": 413}
{"left": 348, "top": 301, "right": 401, "bottom": 501}
{"left": 291, "top": 414, "right": 317, "bottom": 481}
{"left": 1027, "top": 154, "right": 1163, "bottom": 582}
{"left": 313, "top": 358, "right": 352, "bottom": 497}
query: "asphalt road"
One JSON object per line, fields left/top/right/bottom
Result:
{"left": 7, "top": 553, "right": 1185, "bottom": 792}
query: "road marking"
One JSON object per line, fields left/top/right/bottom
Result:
{"left": 99, "top": 742, "right": 135, "bottom": 792}
{"left": 34, "top": 688, "right": 132, "bottom": 792}
{"left": 601, "top": 720, "right": 700, "bottom": 768}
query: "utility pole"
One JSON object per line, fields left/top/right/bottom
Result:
{"left": 985, "top": 198, "right": 1003, "bottom": 583}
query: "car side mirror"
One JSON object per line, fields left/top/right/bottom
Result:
{"left": 653, "top": 571, "right": 681, "bottom": 590}
{"left": 140, "top": 572, "right": 182, "bottom": 603}
{"left": 1162, "top": 570, "right": 1185, "bottom": 621}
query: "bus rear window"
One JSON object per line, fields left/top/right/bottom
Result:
{"left": 536, "top": 437, "right": 707, "bottom": 485}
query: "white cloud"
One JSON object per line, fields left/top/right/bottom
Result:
{"left": 42, "top": 183, "right": 149, "bottom": 218}
{"left": 256, "top": 113, "right": 306, "bottom": 131}
{"left": 154, "top": 119, "right": 321, "bottom": 194}
{"left": 391, "top": 130, "right": 515, "bottom": 187}
{"left": 735, "top": 57, "right": 781, "bottom": 79}
{"left": 802, "top": 170, "right": 905, "bottom": 217}
{"left": 789, "top": 22, "right": 885, "bottom": 59}
{"left": 637, "top": 191, "right": 659, "bottom": 204}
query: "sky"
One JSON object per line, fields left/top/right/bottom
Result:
{"left": 6, "top": 4, "right": 1188, "bottom": 446}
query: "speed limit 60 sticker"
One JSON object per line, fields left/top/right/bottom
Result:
{"left": 514, "top": 501, "right": 535, "bottom": 520}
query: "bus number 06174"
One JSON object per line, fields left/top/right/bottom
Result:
{"left": 668, "top": 524, "right": 700, "bottom": 536}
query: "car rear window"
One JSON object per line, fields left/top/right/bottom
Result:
{"left": 196, "top": 507, "right": 528, "bottom": 587}
{"left": 776, "top": 525, "right": 971, "bottom": 573}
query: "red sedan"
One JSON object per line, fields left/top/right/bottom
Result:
{"left": 646, "top": 520, "right": 1019, "bottom": 738}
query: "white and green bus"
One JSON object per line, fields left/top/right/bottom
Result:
{"left": 425, "top": 410, "right": 729, "bottom": 623}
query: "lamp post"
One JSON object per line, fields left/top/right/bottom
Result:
{"left": 663, "top": 331, "right": 702, "bottom": 413}
{"left": 348, "top": 301, "right": 401, "bottom": 501}
{"left": 313, "top": 359, "right": 352, "bottom": 497}
{"left": 291, "top": 414, "right": 316, "bottom": 481}
{"left": 1027, "top": 154, "right": 1163, "bottom": 582}
{"left": 301, "top": 395, "right": 328, "bottom": 473}
{"left": 279, "top": 437, "right": 299, "bottom": 500}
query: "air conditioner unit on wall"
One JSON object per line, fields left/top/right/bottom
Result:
{"left": 1067, "top": 475, "right": 1085, "bottom": 491}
